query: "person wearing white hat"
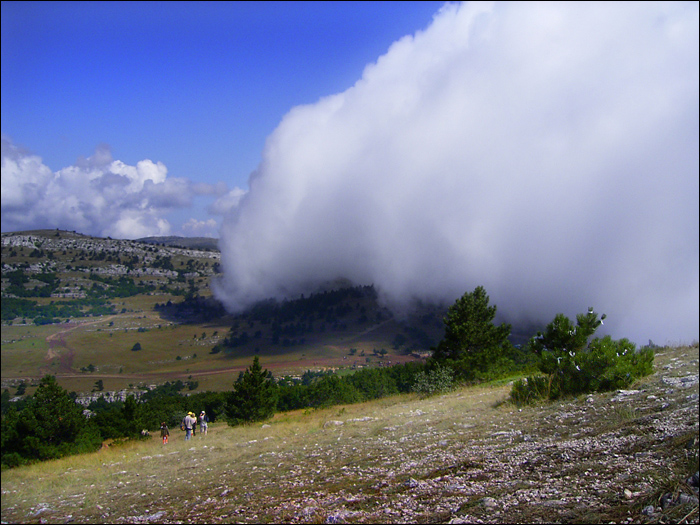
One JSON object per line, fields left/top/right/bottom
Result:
{"left": 199, "top": 411, "right": 209, "bottom": 436}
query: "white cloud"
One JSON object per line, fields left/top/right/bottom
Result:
{"left": 214, "top": 1, "right": 699, "bottom": 345}
{"left": 182, "top": 218, "right": 218, "bottom": 237}
{"left": 0, "top": 136, "right": 196, "bottom": 239}
{"left": 1, "top": 135, "right": 54, "bottom": 210}
{"left": 209, "top": 186, "right": 247, "bottom": 216}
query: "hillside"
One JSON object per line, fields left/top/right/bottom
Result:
{"left": 135, "top": 235, "right": 219, "bottom": 251}
{"left": 1, "top": 230, "right": 444, "bottom": 396}
{"left": 1, "top": 344, "right": 697, "bottom": 524}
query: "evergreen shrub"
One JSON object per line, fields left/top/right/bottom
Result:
{"left": 511, "top": 308, "right": 655, "bottom": 403}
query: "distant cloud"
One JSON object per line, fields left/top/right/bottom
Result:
{"left": 209, "top": 187, "right": 247, "bottom": 216}
{"left": 214, "top": 2, "right": 699, "bottom": 345}
{"left": 182, "top": 218, "right": 218, "bottom": 237}
{"left": 1, "top": 135, "right": 201, "bottom": 239}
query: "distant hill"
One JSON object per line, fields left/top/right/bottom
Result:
{"left": 0, "top": 229, "right": 219, "bottom": 251}
{"left": 136, "top": 236, "right": 219, "bottom": 251}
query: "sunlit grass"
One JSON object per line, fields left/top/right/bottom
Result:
{"left": 2, "top": 383, "right": 508, "bottom": 521}
{"left": 2, "top": 344, "right": 698, "bottom": 524}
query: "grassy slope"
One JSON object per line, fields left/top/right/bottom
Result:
{"left": 1, "top": 344, "right": 697, "bottom": 524}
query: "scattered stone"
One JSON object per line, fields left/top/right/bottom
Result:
{"left": 30, "top": 504, "right": 51, "bottom": 517}
{"left": 481, "top": 497, "right": 497, "bottom": 508}
{"left": 662, "top": 375, "right": 699, "bottom": 388}
{"left": 3, "top": 345, "right": 697, "bottom": 525}
{"left": 660, "top": 493, "right": 674, "bottom": 509}
{"left": 611, "top": 390, "right": 641, "bottom": 401}
{"left": 678, "top": 493, "right": 699, "bottom": 506}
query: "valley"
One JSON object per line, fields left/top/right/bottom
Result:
{"left": 1, "top": 230, "right": 443, "bottom": 396}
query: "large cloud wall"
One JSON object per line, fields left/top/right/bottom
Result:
{"left": 214, "top": 2, "right": 696, "bottom": 344}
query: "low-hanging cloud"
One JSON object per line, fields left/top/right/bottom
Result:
{"left": 214, "top": 1, "right": 698, "bottom": 345}
{"left": 0, "top": 136, "right": 230, "bottom": 239}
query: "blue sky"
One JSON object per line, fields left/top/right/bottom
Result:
{"left": 2, "top": 1, "right": 443, "bottom": 237}
{"left": 2, "top": 1, "right": 698, "bottom": 345}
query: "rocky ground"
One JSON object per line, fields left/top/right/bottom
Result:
{"left": 233, "top": 347, "right": 699, "bottom": 524}
{"left": 1, "top": 345, "right": 698, "bottom": 524}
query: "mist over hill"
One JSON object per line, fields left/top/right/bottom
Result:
{"left": 214, "top": 2, "right": 699, "bottom": 348}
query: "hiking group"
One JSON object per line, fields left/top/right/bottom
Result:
{"left": 158, "top": 410, "right": 210, "bottom": 444}
{"left": 175, "top": 411, "right": 210, "bottom": 441}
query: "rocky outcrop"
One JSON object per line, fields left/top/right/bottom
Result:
{"left": 75, "top": 389, "right": 148, "bottom": 407}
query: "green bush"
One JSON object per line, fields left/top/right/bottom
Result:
{"left": 1, "top": 376, "right": 102, "bottom": 468}
{"left": 511, "top": 308, "right": 655, "bottom": 403}
{"left": 412, "top": 364, "right": 454, "bottom": 398}
{"left": 510, "top": 375, "right": 554, "bottom": 405}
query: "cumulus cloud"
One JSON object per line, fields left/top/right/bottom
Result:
{"left": 182, "top": 218, "right": 218, "bottom": 237}
{"left": 208, "top": 185, "right": 247, "bottom": 216}
{"left": 214, "top": 2, "right": 699, "bottom": 345}
{"left": 1, "top": 135, "right": 198, "bottom": 239}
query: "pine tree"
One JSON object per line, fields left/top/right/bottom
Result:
{"left": 431, "top": 286, "right": 512, "bottom": 380}
{"left": 529, "top": 308, "right": 605, "bottom": 355}
{"left": 529, "top": 307, "right": 607, "bottom": 375}
{"left": 2, "top": 375, "right": 101, "bottom": 464}
{"left": 225, "top": 356, "right": 278, "bottom": 425}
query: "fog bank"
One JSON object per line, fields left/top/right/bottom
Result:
{"left": 214, "top": 2, "right": 699, "bottom": 345}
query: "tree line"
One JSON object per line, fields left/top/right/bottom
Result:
{"left": 1, "top": 285, "right": 655, "bottom": 469}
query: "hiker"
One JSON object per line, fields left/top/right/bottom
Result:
{"left": 199, "top": 411, "right": 209, "bottom": 435}
{"left": 182, "top": 412, "right": 196, "bottom": 440}
{"left": 160, "top": 422, "right": 169, "bottom": 444}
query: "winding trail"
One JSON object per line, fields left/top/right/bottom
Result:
{"left": 44, "top": 316, "right": 117, "bottom": 374}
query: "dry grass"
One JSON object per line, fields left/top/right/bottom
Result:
{"left": 1, "top": 387, "right": 510, "bottom": 523}
{"left": 2, "top": 344, "right": 698, "bottom": 524}
{"left": 2, "top": 309, "right": 413, "bottom": 395}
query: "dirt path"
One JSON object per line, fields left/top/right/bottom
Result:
{"left": 44, "top": 316, "right": 117, "bottom": 373}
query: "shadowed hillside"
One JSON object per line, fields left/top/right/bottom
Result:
{"left": 136, "top": 235, "right": 219, "bottom": 251}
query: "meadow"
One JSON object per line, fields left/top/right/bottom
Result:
{"left": 1, "top": 344, "right": 697, "bottom": 524}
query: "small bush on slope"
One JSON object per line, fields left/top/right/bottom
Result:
{"left": 511, "top": 308, "right": 654, "bottom": 403}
